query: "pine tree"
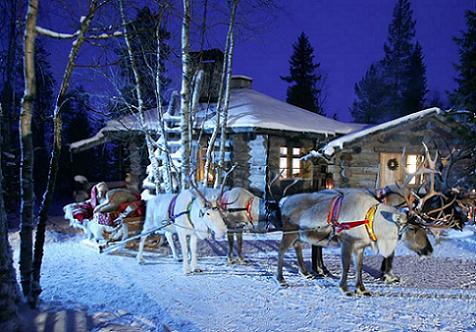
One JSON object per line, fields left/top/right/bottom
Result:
{"left": 115, "top": 6, "right": 170, "bottom": 115}
{"left": 382, "top": 0, "right": 416, "bottom": 119}
{"left": 402, "top": 42, "right": 428, "bottom": 114}
{"left": 33, "top": 41, "right": 56, "bottom": 196}
{"left": 0, "top": 103, "right": 20, "bottom": 332}
{"left": 350, "top": 63, "right": 387, "bottom": 124}
{"left": 58, "top": 86, "right": 95, "bottom": 192}
{"left": 449, "top": 6, "right": 476, "bottom": 187}
{"left": 281, "top": 32, "right": 323, "bottom": 115}
{"left": 450, "top": 6, "right": 476, "bottom": 114}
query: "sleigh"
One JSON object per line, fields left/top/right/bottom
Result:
{"left": 64, "top": 181, "right": 165, "bottom": 252}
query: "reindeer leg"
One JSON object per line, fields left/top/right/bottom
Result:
{"left": 117, "top": 223, "right": 128, "bottom": 250}
{"left": 227, "top": 231, "right": 235, "bottom": 264}
{"left": 318, "top": 246, "right": 332, "bottom": 277}
{"left": 295, "top": 242, "right": 313, "bottom": 279}
{"left": 381, "top": 252, "right": 400, "bottom": 284}
{"left": 190, "top": 234, "right": 202, "bottom": 273}
{"left": 277, "top": 232, "right": 297, "bottom": 287}
{"left": 165, "top": 232, "right": 181, "bottom": 261}
{"left": 136, "top": 230, "right": 149, "bottom": 264}
{"left": 178, "top": 231, "right": 191, "bottom": 274}
{"left": 236, "top": 231, "right": 246, "bottom": 264}
{"left": 311, "top": 246, "right": 331, "bottom": 278}
{"left": 355, "top": 248, "right": 371, "bottom": 296}
{"left": 339, "top": 241, "right": 353, "bottom": 296}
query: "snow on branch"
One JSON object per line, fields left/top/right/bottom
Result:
{"left": 36, "top": 26, "right": 79, "bottom": 39}
{"left": 36, "top": 26, "right": 122, "bottom": 40}
{"left": 87, "top": 31, "right": 123, "bottom": 39}
{"left": 301, "top": 150, "right": 330, "bottom": 161}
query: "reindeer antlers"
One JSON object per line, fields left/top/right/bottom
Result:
{"left": 189, "top": 169, "right": 212, "bottom": 207}
{"left": 218, "top": 164, "right": 238, "bottom": 200}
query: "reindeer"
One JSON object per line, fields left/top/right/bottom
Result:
{"left": 277, "top": 188, "right": 429, "bottom": 295}
{"left": 136, "top": 193, "right": 182, "bottom": 263}
{"left": 218, "top": 187, "right": 262, "bottom": 264}
{"left": 137, "top": 175, "right": 230, "bottom": 274}
{"left": 310, "top": 143, "right": 469, "bottom": 284}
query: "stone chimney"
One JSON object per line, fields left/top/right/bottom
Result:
{"left": 230, "top": 75, "right": 253, "bottom": 89}
{"left": 190, "top": 49, "right": 224, "bottom": 102}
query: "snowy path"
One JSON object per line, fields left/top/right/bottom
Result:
{"left": 10, "top": 224, "right": 476, "bottom": 331}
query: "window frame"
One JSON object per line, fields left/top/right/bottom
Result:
{"left": 279, "top": 146, "right": 303, "bottom": 179}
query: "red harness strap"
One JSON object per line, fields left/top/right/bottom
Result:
{"left": 326, "top": 194, "right": 373, "bottom": 235}
{"left": 219, "top": 195, "right": 255, "bottom": 225}
{"left": 334, "top": 219, "right": 370, "bottom": 233}
{"left": 245, "top": 197, "right": 254, "bottom": 225}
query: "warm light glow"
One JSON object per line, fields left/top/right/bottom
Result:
{"left": 279, "top": 146, "right": 302, "bottom": 178}
{"left": 279, "top": 157, "right": 288, "bottom": 178}
{"left": 325, "top": 176, "right": 334, "bottom": 189}
{"left": 406, "top": 154, "right": 418, "bottom": 185}
{"left": 292, "top": 158, "right": 300, "bottom": 176}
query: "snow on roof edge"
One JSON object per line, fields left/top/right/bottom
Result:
{"left": 321, "top": 107, "right": 442, "bottom": 157}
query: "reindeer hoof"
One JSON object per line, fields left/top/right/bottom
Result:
{"left": 227, "top": 257, "right": 235, "bottom": 265}
{"left": 311, "top": 270, "right": 326, "bottom": 279}
{"left": 236, "top": 257, "right": 247, "bottom": 265}
{"left": 192, "top": 268, "right": 203, "bottom": 273}
{"left": 174, "top": 257, "right": 183, "bottom": 262}
{"left": 299, "top": 271, "right": 316, "bottom": 280}
{"left": 276, "top": 277, "right": 288, "bottom": 287}
{"left": 383, "top": 273, "right": 400, "bottom": 284}
{"left": 340, "top": 287, "right": 353, "bottom": 296}
{"left": 356, "top": 289, "right": 372, "bottom": 296}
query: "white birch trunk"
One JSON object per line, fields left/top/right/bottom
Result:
{"left": 180, "top": 0, "right": 192, "bottom": 189}
{"left": 19, "top": 0, "right": 38, "bottom": 299}
{"left": 154, "top": 24, "right": 173, "bottom": 194}
{"left": 31, "top": 0, "right": 99, "bottom": 307}
{"left": 202, "top": 24, "right": 231, "bottom": 186}
{"left": 119, "top": 0, "right": 161, "bottom": 194}
{"left": 214, "top": 0, "right": 239, "bottom": 188}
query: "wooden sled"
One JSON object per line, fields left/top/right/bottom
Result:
{"left": 84, "top": 216, "right": 164, "bottom": 253}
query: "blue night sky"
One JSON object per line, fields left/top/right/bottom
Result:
{"left": 229, "top": 0, "right": 474, "bottom": 121}
{"left": 41, "top": 0, "right": 475, "bottom": 123}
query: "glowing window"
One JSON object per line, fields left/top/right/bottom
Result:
{"left": 280, "top": 147, "right": 302, "bottom": 178}
{"left": 406, "top": 154, "right": 422, "bottom": 185}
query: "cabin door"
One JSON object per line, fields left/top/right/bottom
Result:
{"left": 379, "top": 153, "right": 402, "bottom": 188}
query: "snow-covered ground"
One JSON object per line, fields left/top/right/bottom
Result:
{"left": 9, "top": 218, "right": 476, "bottom": 331}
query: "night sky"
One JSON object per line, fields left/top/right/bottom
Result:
{"left": 41, "top": 0, "right": 475, "bottom": 123}
{"left": 231, "top": 0, "right": 474, "bottom": 121}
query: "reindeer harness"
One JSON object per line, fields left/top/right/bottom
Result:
{"left": 219, "top": 195, "right": 255, "bottom": 225}
{"left": 327, "top": 194, "right": 378, "bottom": 242}
{"left": 168, "top": 194, "right": 196, "bottom": 228}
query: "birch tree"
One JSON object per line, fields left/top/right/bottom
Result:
{"left": 201, "top": 0, "right": 239, "bottom": 187}
{"left": 118, "top": 0, "right": 165, "bottom": 195}
{"left": 215, "top": 0, "right": 239, "bottom": 188}
{"left": 19, "top": 0, "right": 38, "bottom": 299}
{"left": 154, "top": 22, "right": 173, "bottom": 193}
{"left": 0, "top": 103, "right": 20, "bottom": 331}
{"left": 180, "top": 0, "right": 192, "bottom": 189}
{"left": 30, "top": 0, "right": 103, "bottom": 307}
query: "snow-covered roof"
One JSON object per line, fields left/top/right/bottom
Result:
{"left": 71, "top": 87, "right": 365, "bottom": 152}
{"left": 70, "top": 110, "right": 166, "bottom": 151}
{"left": 321, "top": 107, "right": 443, "bottom": 157}
{"left": 203, "top": 88, "right": 364, "bottom": 135}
